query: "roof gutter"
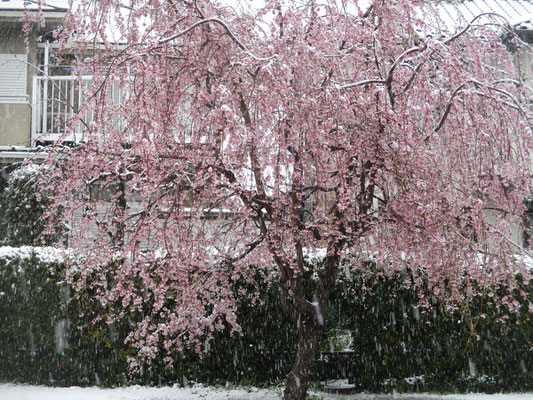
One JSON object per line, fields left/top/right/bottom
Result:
{"left": 0, "top": 10, "right": 67, "bottom": 19}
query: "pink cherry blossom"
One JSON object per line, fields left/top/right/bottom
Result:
{"left": 38, "top": 1, "right": 533, "bottom": 399}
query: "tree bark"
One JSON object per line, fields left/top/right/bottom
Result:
{"left": 281, "top": 249, "right": 342, "bottom": 400}
{"left": 283, "top": 320, "right": 324, "bottom": 400}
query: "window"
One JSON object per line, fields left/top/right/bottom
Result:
{"left": 0, "top": 54, "right": 28, "bottom": 103}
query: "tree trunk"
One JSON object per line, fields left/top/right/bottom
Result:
{"left": 283, "top": 321, "right": 324, "bottom": 400}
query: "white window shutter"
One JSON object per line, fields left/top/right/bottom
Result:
{"left": 0, "top": 54, "right": 28, "bottom": 103}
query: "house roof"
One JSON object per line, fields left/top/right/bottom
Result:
{"left": 0, "top": 0, "right": 68, "bottom": 19}
{"left": 0, "top": 0, "right": 68, "bottom": 12}
{"left": 425, "top": 0, "right": 533, "bottom": 34}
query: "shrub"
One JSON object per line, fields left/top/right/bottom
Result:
{"left": 0, "top": 163, "right": 59, "bottom": 247}
{"left": 0, "top": 246, "right": 530, "bottom": 391}
{"left": 320, "top": 264, "right": 533, "bottom": 392}
{"left": 0, "top": 247, "right": 132, "bottom": 386}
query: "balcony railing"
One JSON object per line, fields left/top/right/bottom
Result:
{"left": 31, "top": 75, "right": 127, "bottom": 146}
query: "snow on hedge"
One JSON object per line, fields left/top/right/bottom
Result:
{"left": 0, "top": 246, "right": 65, "bottom": 264}
{"left": 7, "top": 163, "right": 43, "bottom": 182}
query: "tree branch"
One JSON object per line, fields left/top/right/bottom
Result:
{"left": 338, "top": 79, "right": 386, "bottom": 90}
{"left": 159, "top": 17, "right": 275, "bottom": 62}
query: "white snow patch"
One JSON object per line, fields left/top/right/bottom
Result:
{"left": 0, "top": 246, "right": 65, "bottom": 264}
{"left": 469, "top": 358, "right": 478, "bottom": 377}
{"left": 311, "top": 293, "right": 324, "bottom": 326}
{"left": 54, "top": 318, "right": 70, "bottom": 354}
{"left": 303, "top": 247, "right": 327, "bottom": 262}
{"left": 404, "top": 375, "right": 426, "bottom": 385}
{"left": 1, "top": 384, "right": 533, "bottom": 400}
{"left": 0, "top": 384, "right": 280, "bottom": 400}
{"left": 7, "top": 163, "right": 42, "bottom": 182}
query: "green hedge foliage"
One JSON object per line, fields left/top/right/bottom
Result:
{"left": 0, "top": 249, "right": 531, "bottom": 391}
{"left": 0, "top": 248, "right": 131, "bottom": 386}
{"left": 0, "top": 163, "right": 61, "bottom": 247}
{"left": 0, "top": 247, "right": 297, "bottom": 386}
{"left": 324, "top": 266, "right": 533, "bottom": 392}
{"left": 0, "top": 164, "right": 48, "bottom": 247}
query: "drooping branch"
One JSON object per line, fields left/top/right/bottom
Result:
{"left": 159, "top": 17, "right": 276, "bottom": 62}
{"left": 385, "top": 44, "right": 426, "bottom": 108}
{"left": 433, "top": 81, "right": 469, "bottom": 133}
{"left": 434, "top": 78, "right": 529, "bottom": 133}
{"left": 338, "top": 79, "right": 386, "bottom": 90}
{"left": 160, "top": 18, "right": 246, "bottom": 47}
{"left": 443, "top": 12, "right": 511, "bottom": 45}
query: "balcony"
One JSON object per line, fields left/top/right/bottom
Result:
{"left": 31, "top": 75, "right": 126, "bottom": 146}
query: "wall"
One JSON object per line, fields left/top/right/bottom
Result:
{"left": 0, "top": 19, "right": 38, "bottom": 147}
{"left": 517, "top": 45, "right": 533, "bottom": 249}
{"left": 0, "top": 103, "right": 31, "bottom": 146}
{"left": 0, "top": 16, "right": 63, "bottom": 148}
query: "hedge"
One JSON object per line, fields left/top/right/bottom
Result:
{"left": 0, "top": 164, "right": 51, "bottom": 247}
{"left": 325, "top": 265, "right": 533, "bottom": 392}
{"left": 0, "top": 247, "right": 531, "bottom": 391}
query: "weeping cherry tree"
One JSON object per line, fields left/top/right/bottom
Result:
{"left": 36, "top": 1, "right": 533, "bottom": 399}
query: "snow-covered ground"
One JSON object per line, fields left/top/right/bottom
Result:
{"left": 1, "top": 384, "right": 533, "bottom": 400}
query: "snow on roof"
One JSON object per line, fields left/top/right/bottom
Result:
{"left": 1, "top": 1, "right": 529, "bottom": 43}
{"left": 425, "top": 0, "right": 533, "bottom": 34}
{"left": 0, "top": 0, "right": 68, "bottom": 12}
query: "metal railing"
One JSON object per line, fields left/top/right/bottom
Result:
{"left": 31, "top": 75, "right": 127, "bottom": 146}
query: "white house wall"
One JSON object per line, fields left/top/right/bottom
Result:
{"left": 0, "top": 19, "right": 39, "bottom": 147}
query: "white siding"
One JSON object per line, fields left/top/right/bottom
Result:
{"left": 0, "top": 54, "right": 28, "bottom": 103}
